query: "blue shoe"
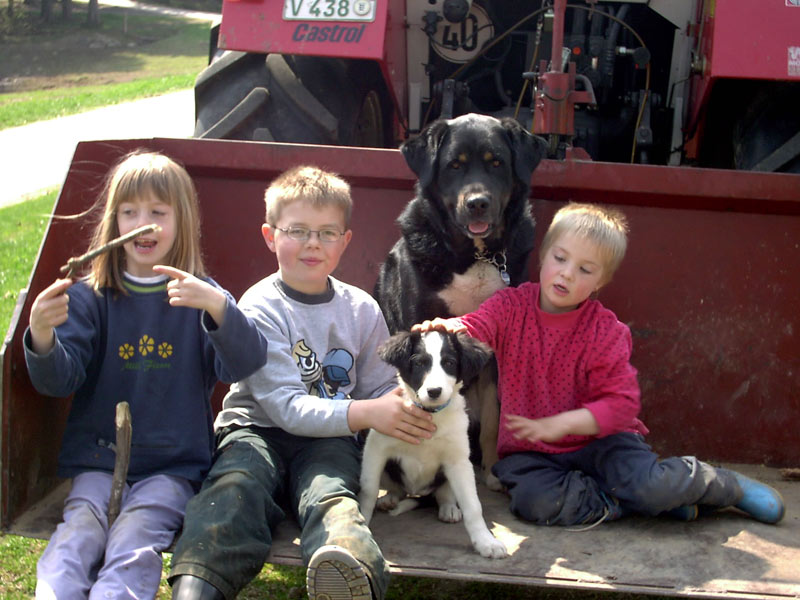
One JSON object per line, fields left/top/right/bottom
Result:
{"left": 664, "top": 505, "right": 699, "bottom": 521}
{"left": 732, "top": 472, "right": 785, "bottom": 524}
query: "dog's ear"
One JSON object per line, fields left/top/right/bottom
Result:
{"left": 454, "top": 332, "right": 493, "bottom": 385}
{"left": 400, "top": 120, "right": 450, "bottom": 189}
{"left": 378, "top": 331, "right": 416, "bottom": 368}
{"left": 500, "top": 117, "right": 549, "bottom": 187}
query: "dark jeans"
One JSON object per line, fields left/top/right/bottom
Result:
{"left": 169, "top": 426, "right": 389, "bottom": 600}
{"left": 492, "top": 432, "right": 743, "bottom": 526}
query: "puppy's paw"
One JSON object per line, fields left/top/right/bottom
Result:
{"left": 483, "top": 470, "right": 505, "bottom": 492}
{"left": 377, "top": 493, "right": 400, "bottom": 512}
{"left": 389, "top": 498, "right": 419, "bottom": 516}
{"left": 438, "top": 503, "right": 463, "bottom": 523}
{"left": 474, "top": 535, "right": 508, "bottom": 559}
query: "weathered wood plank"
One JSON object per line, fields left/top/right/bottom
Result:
{"left": 11, "top": 463, "right": 798, "bottom": 599}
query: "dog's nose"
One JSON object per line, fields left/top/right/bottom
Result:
{"left": 466, "top": 195, "right": 489, "bottom": 215}
{"left": 427, "top": 387, "right": 442, "bottom": 399}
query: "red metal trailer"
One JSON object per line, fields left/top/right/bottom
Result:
{"left": 2, "top": 137, "right": 799, "bottom": 597}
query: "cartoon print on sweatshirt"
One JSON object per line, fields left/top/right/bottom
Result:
{"left": 292, "top": 339, "right": 322, "bottom": 384}
{"left": 291, "top": 339, "right": 353, "bottom": 399}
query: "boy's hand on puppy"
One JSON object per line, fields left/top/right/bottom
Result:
{"left": 349, "top": 387, "right": 436, "bottom": 444}
{"left": 411, "top": 317, "right": 466, "bottom": 334}
{"left": 29, "top": 278, "right": 73, "bottom": 355}
{"left": 154, "top": 265, "right": 228, "bottom": 326}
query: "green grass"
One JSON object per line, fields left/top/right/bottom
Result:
{"left": 0, "top": 534, "right": 48, "bottom": 598}
{"left": 0, "top": 74, "right": 197, "bottom": 128}
{"left": 0, "top": 190, "right": 57, "bottom": 333}
{"left": 0, "top": 5, "right": 211, "bottom": 129}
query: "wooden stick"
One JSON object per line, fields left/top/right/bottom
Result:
{"left": 108, "top": 401, "right": 132, "bottom": 529}
{"left": 60, "top": 224, "right": 161, "bottom": 278}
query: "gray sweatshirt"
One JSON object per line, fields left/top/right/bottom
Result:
{"left": 215, "top": 273, "right": 397, "bottom": 437}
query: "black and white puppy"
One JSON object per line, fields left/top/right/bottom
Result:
{"left": 359, "top": 330, "right": 507, "bottom": 559}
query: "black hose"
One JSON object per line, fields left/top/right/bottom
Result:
{"left": 601, "top": 4, "right": 629, "bottom": 80}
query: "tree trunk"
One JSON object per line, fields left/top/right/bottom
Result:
{"left": 62, "top": 0, "right": 72, "bottom": 21}
{"left": 86, "top": 0, "right": 99, "bottom": 26}
{"left": 6, "top": 0, "right": 13, "bottom": 18}
{"left": 41, "top": 0, "right": 53, "bottom": 22}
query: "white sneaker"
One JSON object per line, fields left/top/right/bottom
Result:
{"left": 306, "top": 544, "right": 373, "bottom": 600}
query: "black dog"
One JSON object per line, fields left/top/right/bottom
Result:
{"left": 374, "top": 113, "right": 547, "bottom": 487}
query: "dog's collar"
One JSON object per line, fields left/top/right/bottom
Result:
{"left": 474, "top": 248, "right": 510, "bottom": 286}
{"left": 412, "top": 397, "right": 452, "bottom": 413}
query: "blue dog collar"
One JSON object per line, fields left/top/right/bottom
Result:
{"left": 412, "top": 397, "right": 452, "bottom": 413}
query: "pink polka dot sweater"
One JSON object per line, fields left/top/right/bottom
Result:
{"left": 458, "top": 282, "right": 648, "bottom": 458}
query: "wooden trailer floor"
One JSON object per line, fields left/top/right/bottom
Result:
{"left": 9, "top": 464, "right": 799, "bottom": 599}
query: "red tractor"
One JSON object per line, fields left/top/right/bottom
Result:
{"left": 195, "top": 0, "right": 800, "bottom": 172}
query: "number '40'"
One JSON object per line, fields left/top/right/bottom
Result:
{"left": 442, "top": 15, "right": 479, "bottom": 51}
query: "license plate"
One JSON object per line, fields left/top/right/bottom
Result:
{"left": 283, "top": 0, "right": 376, "bottom": 22}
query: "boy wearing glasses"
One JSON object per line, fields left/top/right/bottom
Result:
{"left": 169, "top": 166, "right": 435, "bottom": 600}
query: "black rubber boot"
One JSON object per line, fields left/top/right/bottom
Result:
{"left": 171, "top": 575, "right": 225, "bottom": 600}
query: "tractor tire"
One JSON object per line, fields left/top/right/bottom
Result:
{"left": 733, "top": 84, "right": 800, "bottom": 173}
{"left": 194, "top": 51, "right": 393, "bottom": 147}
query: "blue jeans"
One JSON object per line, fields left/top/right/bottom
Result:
{"left": 169, "top": 426, "right": 389, "bottom": 600}
{"left": 492, "top": 432, "right": 743, "bottom": 526}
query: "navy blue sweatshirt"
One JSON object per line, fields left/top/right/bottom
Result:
{"left": 24, "top": 275, "right": 268, "bottom": 484}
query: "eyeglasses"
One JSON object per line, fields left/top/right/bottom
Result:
{"left": 274, "top": 226, "right": 346, "bottom": 243}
